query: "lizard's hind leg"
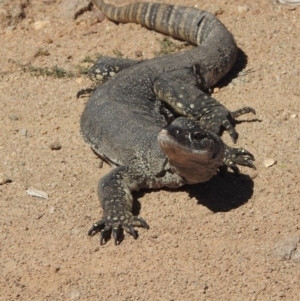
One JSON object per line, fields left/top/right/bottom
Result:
{"left": 89, "top": 56, "right": 143, "bottom": 83}
{"left": 77, "top": 56, "right": 144, "bottom": 98}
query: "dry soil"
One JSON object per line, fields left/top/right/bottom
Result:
{"left": 1, "top": 0, "right": 300, "bottom": 300}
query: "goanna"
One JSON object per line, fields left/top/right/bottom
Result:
{"left": 80, "top": 0, "right": 256, "bottom": 245}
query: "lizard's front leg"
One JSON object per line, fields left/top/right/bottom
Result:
{"left": 154, "top": 70, "right": 255, "bottom": 143}
{"left": 88, "top": 165, "right": 149, "bottom": 245}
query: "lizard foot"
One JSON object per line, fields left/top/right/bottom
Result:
{"left": 88, "top": 213, "right": 149, "bottom": 245}
{"left": 223, "top": 146, "right": 256, "bottom": 174}
{"left": 201, "top": 106, "right": 256, "bottom": 144}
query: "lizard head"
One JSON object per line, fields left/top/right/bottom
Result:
{"left": 158, "top": 117, "right": 225, "bottom": 184}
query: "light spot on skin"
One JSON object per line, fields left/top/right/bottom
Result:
{"left": 95, "top": 68, "right": 100, "bottom": 73}
{"left": 190, "top": 104, "right": 195, "bottom": 109}
{"left": 109, "top": 71, "right": 116, "bottom": 77}
{"left": 176, "top": 102, "right": 183, "bottom": 108}
{"left": 179, "top": 94, "right": 184, "bottom": 98}
{"left": 96, "top": 74, "right": 104, "bottom": 80}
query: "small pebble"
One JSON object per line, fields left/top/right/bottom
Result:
{"left": 54, "top": 266, "right": 60, "bottom": 273}
{"left": 274, "top": 236, "right": 300, "bottom": 260}
{"left": 44, "top": 37, "right": 53, "bottom": 44}
{"left": 135, "top": 50, "right": 143, "bottom": 57}
{"left": 9, "top": 115, "right": 19, "bottom": 121}
{"left": 26, "top": 187, "right": 48, "bottom": 199}
{"left": 43, "top": 0, "right": 56, "bottom": 4}
{"left": 19, "top": 129, "right": 27, "bottom": 137}
{"left": 32, "top": 20, "right": 50, "bottom": 31}
{"left": 237, "top": 5, "right": 250, "bottom": 13}
{"left": 49, "top": 141, "right": 62, "bottom": 150}
{"left": 277, "top": 0, "right": 300, "bottom": 7}
{"left": 0, "top": 173, "right": 12, "bottom": 185}
{"left": 264, "top": 158, "right": 276, "bottom": 167}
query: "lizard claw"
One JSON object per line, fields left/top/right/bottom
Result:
{"left": 231, "top": 106, "right": 256, "bottom": 119}
{"left": 124, "top": 225, "right": 138, "bottom": 239}
{"left": 88, "top": 220, "right": 105, "bottom": 236}
{"left": 88, "top": 213, "right": 149, "bottom": 245}
{"left": 223, "top": 146, "right": 256, "bottom": 174}
{"left": 112, "top": 226, "right": 120, "bottom": 246}
{"left": 203, "top": 105, "right": 256, "bottom": 143}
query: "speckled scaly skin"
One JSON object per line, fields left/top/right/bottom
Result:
{"left": 80, "top": 0, "right": 255, "bottom": 245}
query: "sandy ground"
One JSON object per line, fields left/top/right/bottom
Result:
{"left": 1, "top": 0, "right": 300, "bottom": 300}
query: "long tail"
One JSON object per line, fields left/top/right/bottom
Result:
{"left": 91, "top": 0, "right": 237, "bottom": 88}
{"left": 91, "top": 0, "right": 233, "bottom": 46}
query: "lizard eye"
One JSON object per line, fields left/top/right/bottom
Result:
{"left": 191, "top": 132, "right": 206, "bottom": 141}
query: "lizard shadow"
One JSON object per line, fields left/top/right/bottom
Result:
{"left": 212, "top": 47, "right": 262, "bottom": 131}
{"left": 185, "top": 172, "right": 254, "bottom": 212}
{"left": 214, "top": 47, "right": 250, "bottom": 89}
{"left": 133, "top": 171, "right": 254, "bottom": 216}
{"left": 107, "top": 172, "right": 253, "bottom": 244}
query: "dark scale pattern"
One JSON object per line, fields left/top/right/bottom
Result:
{"left": 81, "top": 1, "right": 256, "bottom": 245}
